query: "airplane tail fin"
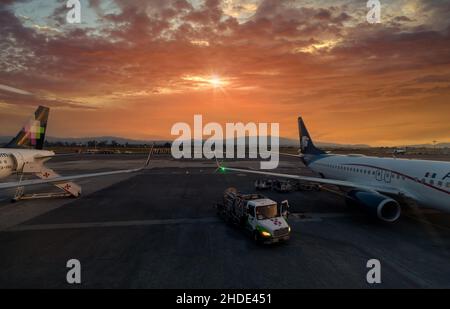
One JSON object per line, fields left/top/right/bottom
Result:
{"left": 298, "top": 117, "right": 325, "bottom": 155}
{"left": 5, "top": 106, "right": 50, "bottom": 150}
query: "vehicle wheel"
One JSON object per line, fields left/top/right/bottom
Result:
{"left": 253, "top": 232, "right": 260, "bottom": 243}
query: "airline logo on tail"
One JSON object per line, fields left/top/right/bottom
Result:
{"left": 301, "top": 136, "right": 310, "bottom": 152}
{"left": 24, "top": 120, "right": 46, "bottom": 146}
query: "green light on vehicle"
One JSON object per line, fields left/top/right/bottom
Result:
{"left": 220, "top": 167, "right": 226, "bottom": 172}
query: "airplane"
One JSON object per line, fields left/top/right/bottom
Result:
{"left": 217, "top": 117, "right": 450, "bottom": 222}
{"left": 0, "top": 106, "right": 152, "bottom": 201}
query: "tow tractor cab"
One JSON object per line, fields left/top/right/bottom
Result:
{"left": 219, "top": 188, "right": 291, "bottom": 244}
{"left": 247, "top": 198, "right": 291, "bottom": 243}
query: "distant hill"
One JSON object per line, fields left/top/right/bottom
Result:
{"left": 399, "top": 143, "right": 450, "bottom": 148}
{"left": 0, "top": 136, "right": 168, "bottom": 146}
{"left": 46, "top": 136, "right": 164, "bottom": 145}
{"left": 314, "top": 141, "right": 371, "bottom": 149}
{"left": 0, "top": 135, "right": 369, "bottom": 148}
{"left": 0, "top": 135, "right": 447, "bottom": 148}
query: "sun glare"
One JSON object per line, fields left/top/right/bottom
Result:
{"left": 182, "top": 74, "right": 230, "bottom": 91}
{"left": 209, "top": 76, "right": 223, "bottom": 88}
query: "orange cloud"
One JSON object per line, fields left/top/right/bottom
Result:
{"left": 0, "top": 0, "right": 449, "bottom": 146}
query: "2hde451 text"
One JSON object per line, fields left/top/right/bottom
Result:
{"left": 176, "top": 293, "right": 272, "bottom": 306}
{"left": 220, "top": 294, "right": 271, "bottom": 304}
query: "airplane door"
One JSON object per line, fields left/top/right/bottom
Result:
{"left": 384, "top": 171, "right": 392, "bottom": 183}
{"left": 376, "top": 169, "right": 383, "bottom": 181}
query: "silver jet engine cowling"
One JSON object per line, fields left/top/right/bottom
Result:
{"left": 346, "top": 190, "right": 401, "bottom": 223}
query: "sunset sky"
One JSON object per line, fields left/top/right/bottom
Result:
{"left": 0, "top": 0, "right": 449, "bottom": 146}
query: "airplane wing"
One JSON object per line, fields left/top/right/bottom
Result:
{"left": 213, "top": 150, "right": 303, "bottom": 159}
{"left": 34, "top": 153, "right": 78, "bottom": 159}
{"left": 217, "top": 165, "right": 405, "bottom": 197}
{"left": 0, "top": 148, "right": 153, "bottom": 190}
{"left": 279, "top": 153, "right": 303, "bottom": 158}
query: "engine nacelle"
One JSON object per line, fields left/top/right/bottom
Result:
{"left": 346, "top": 190, "right": 401, "bottom": 223}
{"left": 0, "top": 153, "right": 17, "bottom": 179}
{"left": 9, "top": 152, "right": 26, "bottom": 172}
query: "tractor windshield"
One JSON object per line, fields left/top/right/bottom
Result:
{"left": 256, "top": 204, "right": 278, "bottom": 220}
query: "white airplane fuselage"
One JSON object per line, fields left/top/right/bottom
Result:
{"left": 0, "top": 148, "right": 54, "bottom": 179}
{"left": 307, "top": 154, "right": 450, "bottom": 212}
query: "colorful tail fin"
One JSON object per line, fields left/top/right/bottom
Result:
{"left": 298, "top": 117, "right": 325, "bottom": 155}
{"left": 5, "top": 106, "right": 49, "bottom": 150}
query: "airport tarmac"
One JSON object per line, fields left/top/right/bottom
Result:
{"left": 0, "top": 154, "right": 450, "bottom": 288}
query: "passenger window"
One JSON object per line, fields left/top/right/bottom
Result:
{"left": 432, "top": 173, "right": 437, "bottom": 179}
{"left": 425, "top": 172, "right": 430, "bottom": 177}
{"left": 429, "top": 180, "right": 434, "bottom": 185}
{"left": 438, "top": 181, "right": 443, "bottom": 187}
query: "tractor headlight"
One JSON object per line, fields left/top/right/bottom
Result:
{"left": 261, "top": 231, "right": 271, "bottom": 238}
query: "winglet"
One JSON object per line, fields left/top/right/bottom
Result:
{"left": 214, "top": 151, "right": 220, "bottom": 168}
{"left": 144, "top": 144, "right": 154, "bottom": 168}
{"left": 213, "top": 152, "right": 226, "bottom": 173}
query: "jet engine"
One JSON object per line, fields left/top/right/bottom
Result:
{"left": 0, "top": 153, "right": 18, "bottom": 179}
{"left": 346, "top": 190, "right": 401, "bottom": 223}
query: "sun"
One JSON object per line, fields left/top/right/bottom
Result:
{"left": 181, "top": 74, "right": 230, "bottom": 91}
{"left": 208, "top": 75, "right": 224, "bottom": 88}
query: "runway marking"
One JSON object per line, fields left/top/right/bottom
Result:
{"left": 5, "top": 213, "right": 357, "bottom": 232}
{"left": 6, "top": 217, "right": 221, "bottom": 232}
{"left": 290, "top": 212, "right": 361, "bottom": 222}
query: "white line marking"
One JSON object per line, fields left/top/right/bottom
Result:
{"left": 7, "top": 217, "right": 221, "bottom": 232}
{"left": 6, "top": 213, "right": 359, "bottom": 232}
